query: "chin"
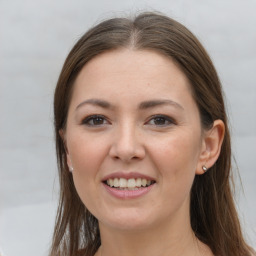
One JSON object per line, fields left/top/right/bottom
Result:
{"left": 98, "top": 208, "right": 157, "bottom": 231}
{"left": 105, "top": 220, "right": 151, "bottom": 232}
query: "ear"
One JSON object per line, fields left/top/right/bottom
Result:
{"left": 59, "top": 129, "right": 73, "bottom": 170}
{"left": 196, "top": 120, "right": 225, "bottom": 175}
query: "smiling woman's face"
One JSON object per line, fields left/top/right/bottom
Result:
{"left": 63, "top": 49, "right": 206, "bottom": 232}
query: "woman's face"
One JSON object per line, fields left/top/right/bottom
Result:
{"left": 64, "top": 49, "right": 205, "bottom": 231}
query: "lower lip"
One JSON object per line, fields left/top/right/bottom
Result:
{"left": 102, "top": 183, "right": 155, "bottom": 199}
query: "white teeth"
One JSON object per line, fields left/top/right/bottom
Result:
{"left": 127, "top": 178, "right": 136, "bottom": 188}
{"left": 114, "top": 178, "right": 119, "bottom": 187}
{"left": 108, "top": 178, "right": 114, "bottom": 187}
{"left": 136, "top": 178, "right": 142, "bottom": 187}
{"left": 141, "top": 178, "right": 147, "bottom": 187}
{"left": 106, "top": 177, "right": 154, "bottom": 189}
{"left": 119, "top": 178, "right": 127, "bottom": 188}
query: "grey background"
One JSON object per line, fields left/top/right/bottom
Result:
{"left": 0, "top": 0, "right": 255, "bottom": 255}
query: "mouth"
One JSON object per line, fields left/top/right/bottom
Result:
{"left": 103, "top": 177, "right": 156, "bottom": 190}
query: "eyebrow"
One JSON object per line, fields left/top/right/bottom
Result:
{"left": 76, "top": 99, "right": 112, "bottom": 110}
{"left": 76, "top": 98, "right": 184, "bottom": 111}
{"left": 139, "top": 99, "right": 184, "bottom": 110}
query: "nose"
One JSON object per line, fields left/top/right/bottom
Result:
{"left": 109, "top": 123, "right": 146, "bottom": 162}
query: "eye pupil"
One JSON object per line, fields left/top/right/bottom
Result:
{"left": 93, "top": 117, "right": 104, "bottom": 125}
{"left": 154, "top": 117, "right": 167, "bottom": 125}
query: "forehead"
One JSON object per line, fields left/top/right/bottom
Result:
{"left": 71, "top": 49, "right": 195, "bottom": 109}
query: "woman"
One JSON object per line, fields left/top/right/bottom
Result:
{"left": 50, "top": 12, "right": 255, "bottom": 256}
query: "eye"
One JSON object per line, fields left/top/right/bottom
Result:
{"left": 146, "top": 115, "right": 176, "bottom": 127}
{"left": 82, "top": 115, "right": 109, "bottom": 126}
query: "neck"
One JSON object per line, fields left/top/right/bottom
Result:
{"left": 97, "top": 212, "right": 211, "bottom": 256}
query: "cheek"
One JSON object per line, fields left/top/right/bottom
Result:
{"left": 67, "top": 134, "right": 109, "bottom": 203}
{"left": 150, "top": 132, "right": 200, "bottom": 170}
{"left": 68, "top": 133, "right": 108, "bottom": 173}
{"left": 151, "top": 135, "right": 200, "bottom": 215}
{"left": 148, "top": 131, "right": 201, "bottom": 192}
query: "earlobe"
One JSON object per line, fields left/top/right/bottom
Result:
{"left": 196, "top": 119, "right": 225, "bottom": 175}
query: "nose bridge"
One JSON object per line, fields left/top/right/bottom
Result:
{"left": 109, "top": 119, "right": 145, "bottom": 161}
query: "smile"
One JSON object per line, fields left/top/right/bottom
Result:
{"left": 102, "top": 174, "right": 156, "bottom": 199}
{"left": 104, "top": 178, "right": 156, "bottom": 190}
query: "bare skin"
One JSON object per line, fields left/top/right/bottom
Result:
{"left": 63, "top": 49, "right": 224, "bottom": 256}
{"left": 94, "top": 222, "right": 213, "bottom": 256}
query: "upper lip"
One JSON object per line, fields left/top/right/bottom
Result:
{"left": 102, "top": 172, "right": 156, "bottom": 182}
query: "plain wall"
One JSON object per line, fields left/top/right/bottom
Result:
{"left": 0, "top": 0, "right": 255, "bottom": 255}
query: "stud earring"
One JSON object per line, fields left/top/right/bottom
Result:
{"left": 69, "top": 167, "right": 74, "bottom": 172}
{"left": 202, "top": 165, "right": 208, "bottom": 173}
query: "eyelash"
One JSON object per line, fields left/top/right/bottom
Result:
{"left": 82, "top": 115, "right": 109, "bottom": 126}
{"left": 81, "top": 114, "right": 176, "bottom": 127}
{"left": 146, "top": 115, "right": 176, "bottom": 127}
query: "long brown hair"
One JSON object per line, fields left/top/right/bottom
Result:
{"left": 50, "top": 12, "right": 255, "bottom": 256}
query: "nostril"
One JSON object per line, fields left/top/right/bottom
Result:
{"left": 108, "top": 135, "right": 146, "bottom": 162}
